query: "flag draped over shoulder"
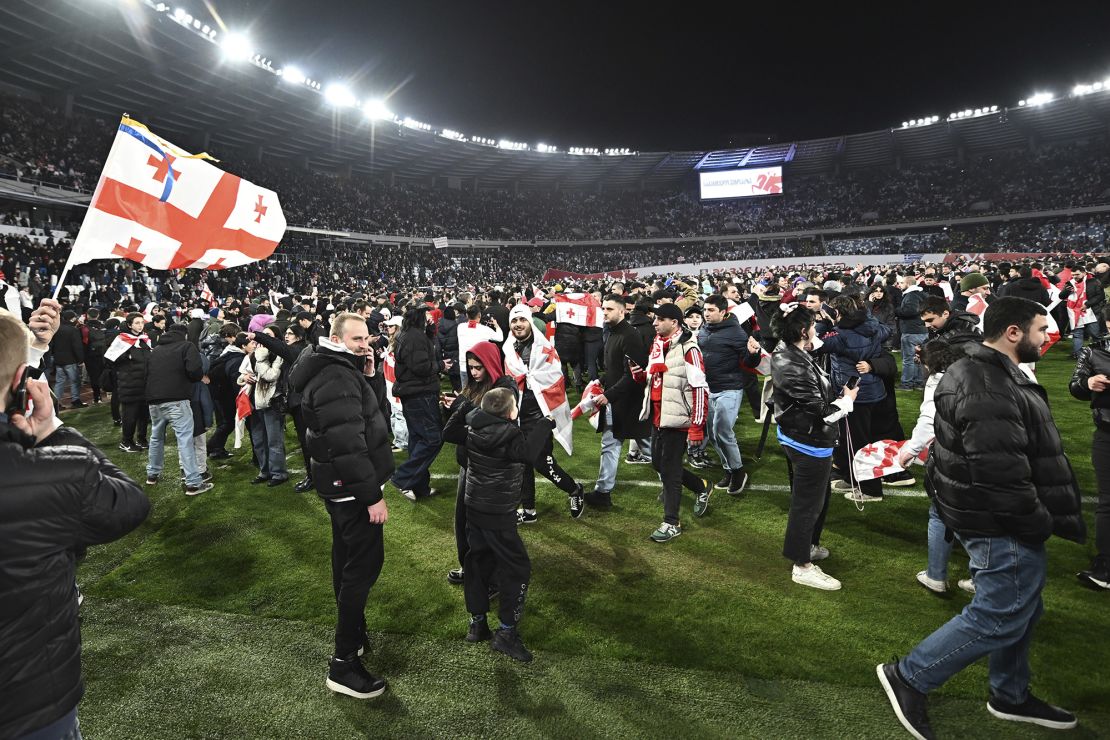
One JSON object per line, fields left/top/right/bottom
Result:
{"left": 68, "top": 116, "right": 286, "bottom": 271}
{"left": 104, "top": 332, "right": 149, "bottom": 363}
{"left": 503, "top": 321, "right": 574, "bottom": 455}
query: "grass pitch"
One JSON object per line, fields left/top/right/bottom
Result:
{"left": 67, "top": 344, "right": 1109, "bottom": 738}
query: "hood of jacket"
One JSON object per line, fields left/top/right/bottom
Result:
{"left": 466, "top": 340, "right": 504, "bottom": 379}
{"left": 289, "top": 343, "right": 362, "bottom": 392}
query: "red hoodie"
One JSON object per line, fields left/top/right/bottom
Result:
{"left": 466, "top": 340, "right": 505, "bottom": 380}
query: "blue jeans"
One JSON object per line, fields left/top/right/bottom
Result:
{"left": 596, "top": 406, "right": 651, "bottom": 493}
{"left": 54, "top": 363, "right": 80, "bottom": 404}
{"left": 708, "top": 389, "right": 744, "bottom": 472}
{"left": 250, "top": 406, "right": 287, "bottom": 480}
{"left": 925, "top": 503, "right": 954, "bottom": 581}
{"left": 900, "top": 535, "right": 1046, "bottom": 703}
{"left": 147, "top": 400, "right": 201, "bottom": 486}
{"left": 390, "top": 403, "right": 408, "bottom": 449}
{"left": 1073, "top": 323, "right": 1099, "bottom": 355}
{"left": 900, "top": 333, "right": 927, "bottom": 386}
{"left": 392, "top": 393, "right": 443, "bottom": 496}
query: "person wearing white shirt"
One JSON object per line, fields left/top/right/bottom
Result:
{"left": 455, "top": 305, "right": 503, "bottom": 388}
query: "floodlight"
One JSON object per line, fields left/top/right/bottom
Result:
{"left": 220, "top": 32, "right": 253, "bottom": 62}
{"left": 1018, "top": 99, "right": 1026, "bottom": 106}
{"left": 324, "top": 83, "right": 357, "bottom": 108}
{"left": 1028, "top": 92, "right": 1054, "bottom": 106}
{"left": 155, "top": 3, "right": 168, "bottom": 11}
{"left": 280, "top": 66, "right": 306, "bottom": 85}
{"left": 183, "top": 13, "right": 192, "bottom": 23}
{"left": 201, "top": 24, "right": 210, "bottom": 34}
{"left": 990, "top": 105, "right": 998, "bottom": 112}
{"left": 1094, "top": 82, "right": 1104, "bottom": 91}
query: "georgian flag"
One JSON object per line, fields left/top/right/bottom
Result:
{"left": 382, "top": 350, "right": 402, "bottom": 411}
{"left": 68, "top": 116, "right": 285, "bottom": 271}
{"left": 570, "top": 379, "right": 605, "bottom": 430}
{"left": 104, "top": 331, "right": 150, "bottom": 363}
{"left": 554, "top": 293, "right": 603, "bottom": 328}
{"left": 234, "top": 386, "right": 253, "bottom": 449}
{"left": 503, "top": 316, "right": 574, "bottom": 454}
{"left": 852, "top": 440, "right": 928, "bottom": 482}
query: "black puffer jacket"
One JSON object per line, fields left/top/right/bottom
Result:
{"left": 927, "top": 342, "right": 1085, "bottom": 545}
{"left": 49, "top": 322, "right": 84, "bottom": 366}
{"left": 145, "top": 330, "right": 203, "bottom": 404}
{"left": 1004, "top": 277, "right": 1051, "bottom": 306}
{"left": 700, "top": 314, "right": 758, "bottom": 393}
{"left": 895, "top": 287, "right": 927, "bottom": 334}
{"left": 290, "top": 344, "right": 395, "bottom": 505}
{"left": 393, "top": 326, "right": 441, "bottom": 398}
{"left": 442, "top": 376, "right": 518, "bottom": 468}
{"left": 1069, "top": 338, "right": 1110, "bottom": 432}
{"left": 770, "top": 343, "right": 841, "bottom": 448}
{"left": 110, "top": 331, "right": 152, "bottom": 404}
{"left": 931, "top": 310, "right": 982, "bottom": 346}
{"left": 463, "top": 409, "right": 553, "bottom": 514}
{"left": 0, "top": 423, "right": 149, "bottom": 740}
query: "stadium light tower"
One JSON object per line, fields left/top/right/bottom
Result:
{"left": 280, "top": 66, "right": 307, "bottom": 85}
{"left": 324, "top": 83, "right": 357, "bottom": 108}
{"left": 363, "top": 99, "right": 393, "bottom": 121}
{"left": 220, "top": 33, "right": 253, "bottom": 62}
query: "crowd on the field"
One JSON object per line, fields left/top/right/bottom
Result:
{"left": 4, "top": 95, "right": 1110, "bottom": 241}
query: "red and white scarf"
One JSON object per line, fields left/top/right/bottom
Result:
{"left": 104, "top": 332, "right": 150, "bottom": 362}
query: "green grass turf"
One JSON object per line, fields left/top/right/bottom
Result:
{"left": 66, "top": 344, "right": 1109, "bottom": 738}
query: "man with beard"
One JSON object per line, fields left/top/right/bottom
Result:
{"left": 878, "top": 297, "right": 1084, "bottom": 739}
{"left": 503, "top": 305, "right": 585, "bottom": 522}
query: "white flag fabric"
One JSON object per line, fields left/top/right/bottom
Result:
{"left": 69, "top": 116, "right": 285, "bottom": 271}
{"left": 432, "top": 237, "right": 449, "bottom": 249}
{"left": 502, "top": 325, "right": 574, "bottom": 455}
{"left": 852, "top": 439, "right": 928, "bottom": 482}
{"left": 554, "top": 293, "right": 603, "bottom": 328}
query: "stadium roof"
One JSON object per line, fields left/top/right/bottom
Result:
{"left": 4, "top": 0, "right": 1110, "bottom": 191}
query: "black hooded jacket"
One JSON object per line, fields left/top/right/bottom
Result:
{"left": 463, "top": 408, "right": 553, "bottom": 517}
{"left": 290, "top": 344, "right": 395, "bottom": 505}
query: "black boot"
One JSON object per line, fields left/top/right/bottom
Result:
{"left": 325, "top": 652, "right": 386, "bottom": 699}
{"left": 294, "top": 476, "right": 314, "bottom": 493}
{"left": 491, "top": 626, "right": 533, "bottom": 663}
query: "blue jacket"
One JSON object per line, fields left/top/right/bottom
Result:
{"left": 817, "top": 310, "right": 890, "bottom": 404}
{"left": 699, "top": 314, "right": 759, "bottom": 393}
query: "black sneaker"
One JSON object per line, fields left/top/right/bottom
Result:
{"left": 70, "top": 400, "right": 88, "bottom": 408}
{"left": 466, "top": 619, "right": 492, "bottom": 643}
{"left": 134, "top": 441, "right": 149, "bottom": 450}
{"left": 516, "top": 509, "right": 538, "bottom": 525}
{"left": 113, "top": 418, "right": 123, "bottom": 426}
{"left": 584, "top": 489, "right": 612, "bottom": 508}
{"left": 876, "top": 661, "right": 935, "bottom": 740}
{"left": 145, "top": 474, "right": 159, "bottom": 486}
{"left": 447, "top": 567, "right": 464, "bottom": 585}
{"left": 987, "top": 693, "right": 1077, "bottom": 730}
{"left": 625, "top": 452, "right": 650, "bottom": 465}
{"left": 714, "top": 474, "right": 732, "bottom": 490}
{"left": 325, "top": 653, "right": 387, "bottom": 699}
{"left": 184, "top": 481, "right": 214, "bottom": 496}
{"left": 294, "top": 476, "right": 314, "bottom": 493}
{"left": 568, "top": 485, "right": 586, "bottom": 519}
{"left": 884, "top": 470, "right": 916, "bottom": 487}
{"left": 207, "top": 449, "right": 232, "bottom": 460}
{"left": 727, "top": 470, "right": 750, "bottom": 496}
{"left": 267, "top": 476, "right": 289, "bottom": 487}
{"left": 119, "top": 442, "right": 140, "bottom": 453}
{"left": 491, "top": 626, "right": 533, "bottom": 663}
{"left": 1077, "top": 555, "right": 1110, "bottom": 590}
{"left": 251, "top": 475, "right": 270, "bottom": 485}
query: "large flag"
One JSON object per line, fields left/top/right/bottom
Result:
{"left": 554, "top": 293, "right": 603, "bottom": 328}
{"left": 68, "top": 116, "right": 286, "bottom": 272}
{"left": 503, "top": 314, "right": 574, "bottom": 454}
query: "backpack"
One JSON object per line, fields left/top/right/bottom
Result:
{"left": 87, "top": 323, "right": 107, "bottom": 354}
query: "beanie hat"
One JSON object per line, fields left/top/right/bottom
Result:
{"left": 959, "top": 272, "right": 989, "bottom": 292}
{"left": 209, "top": 308, "right": 220, "bottom": 318}
{"left": 509, "top": 304, "right": 531, "bottom": 322}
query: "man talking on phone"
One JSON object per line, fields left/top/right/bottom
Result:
{"left": 1, "top": 304, "right": 150, "bottom": 740}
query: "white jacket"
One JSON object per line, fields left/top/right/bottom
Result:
{"left": 239, "top": 347, "right": 283, "bottom": 410}
{"left": 905, "top": 371, "right": 941, "bottom": 458}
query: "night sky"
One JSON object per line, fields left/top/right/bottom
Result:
{"left": 215, "top": 0, "right": 1110, "bottom": 151}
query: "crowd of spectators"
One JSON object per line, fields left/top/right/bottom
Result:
{"left": 3, "top": 96, "right": 1110, "bottom": 242}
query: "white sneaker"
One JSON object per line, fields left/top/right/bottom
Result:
{"left": 401, "top": 489, "right": 416, "bottom": 502}
{"left": 844, "top": 490, "right": 883, "bottom": 503}
{"left": 792, "top": 564, "right": 841, "bottom": 591}
{"left": 809, "top": 544, "right": 830, "bottom": 561}
{"left": 916, "top": 570, "right": 947, "bottom": 593}
{"left": 957, "top": 578, "right": 976, "bottom": 594}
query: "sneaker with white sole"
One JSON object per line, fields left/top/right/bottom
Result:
{"left": 625, "top": 452, "right": 650, "bottom": 465}
{"left": 916, "top": 570, "right": 947, "bottom": 594}
{"left": 401, "top": 489, "right": 416, "bottom": 502}
{"left": 184, "top": 481, "right": 214, "bottom": 496}
{"left": 844, "top": 490, "right": 883, "bottom": 503}
{"left": 957, "top": 578, "right": 976, "bottom": 594}
{"left": 516, "top": 509, "right": 538, "bottom": 525}
{"left": 693, "top": 481, "right": 711, "bottom": 517}
{"left": 877, "top": 661, "right": 935, "bottom": 740}
{"left": 568, "top": 486, "right": 586, "bottom": 519}
{"left": 727, "top": 470, "right": 750, "bottom": 496}
{"left": 791, "top": 564, "right": 841, "bottom": 590}
{"left": 809, "top": 544, "right": 830, "bottom": 562}
{"left": 884, "top": 470, "right": 916, "bottom": 487}
{"left": 830, "top": 478, "right": 854, "bottom": 492}
{"left": 325, "top": 653, "right": 387, "bottom": 699}
{"left": 649, "top": 522, "right": 681, "bottom": 543}
{"left": 986, "top": 693, "right": 1077, "bottom": 730}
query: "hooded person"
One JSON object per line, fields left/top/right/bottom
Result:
{"left": 442, "top": 340, "right": 519, "bottom": 584}
{"left": 501, "top": 304, "right": 585, "bottom": 522}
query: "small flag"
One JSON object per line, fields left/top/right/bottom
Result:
{"left": 571, "top": 379, "right": 605, "bottom": 430}
{"left": 234, "top": 386, "right": 253, "bottom": 449}
{"left": 432, "top": 237, "right": 449, "bottom": 249}
{"left": 852, "top": 439, "right": 928, "bottom": 482}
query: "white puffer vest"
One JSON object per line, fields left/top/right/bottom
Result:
{"left": 640, "top": 334, "right": 697, "bottom": 429}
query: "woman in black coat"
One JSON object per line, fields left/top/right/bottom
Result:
{"left": 110, "top": 312, "right": 152, "bottom": 452}
{"left": 770, "top": 305, "right": 858, "bottom": 592}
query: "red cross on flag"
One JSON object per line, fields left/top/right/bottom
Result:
{"left": 65, "top": 116, "right": 286, "bottom": 276}
{"left": 554, "top": 292, "right": 603, "bottom": 328}
{"left": 851, "top": 439, "right": 928, "bottom": 482}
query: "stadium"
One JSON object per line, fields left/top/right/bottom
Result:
{"left": 1, "top": 1, "right": 1109, "bottom": 738}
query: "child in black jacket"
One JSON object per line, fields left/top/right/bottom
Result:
{"left": 462, "top": 387, "right": 552, "bottom": 663}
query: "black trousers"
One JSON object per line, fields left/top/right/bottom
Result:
{"left": 290, "top": 404, "right": 311, "bottom": 473}
{"left": 454, "top": 468, "right": 468, "bottom": 568}
{"left": 463, "top": 519, "right": 530, "bottom": 627}
{"left": 1093, "top": 428, "right": 1110, "bottom": 557}
{"left": 110, "top": 387, "right": 121, "bottom": 422}
{"left": 121, "top": 402, "right": 149, "bottom": 446}
{"left": 86, "top": 356, "right": 103, "bottom": 400}
{"left": 782, "top": 446, "right": 833, "bottom": 565}
{"left": 832, "top": 402, "right": 883, "bottom": 497}
{"left": 651, "top": 427, "right": 706, "bottom": 526}
{"left": 520, "top": 427, "right": 578, "bottom": 509}
{"left": 581, "top": 340, "right": 602, "bottom": 382}
{"left": 208, "top": 391, "right": 236, "bottom": 454}
{"left": 324, "top": 498, "right": 384, "bottom": 658}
